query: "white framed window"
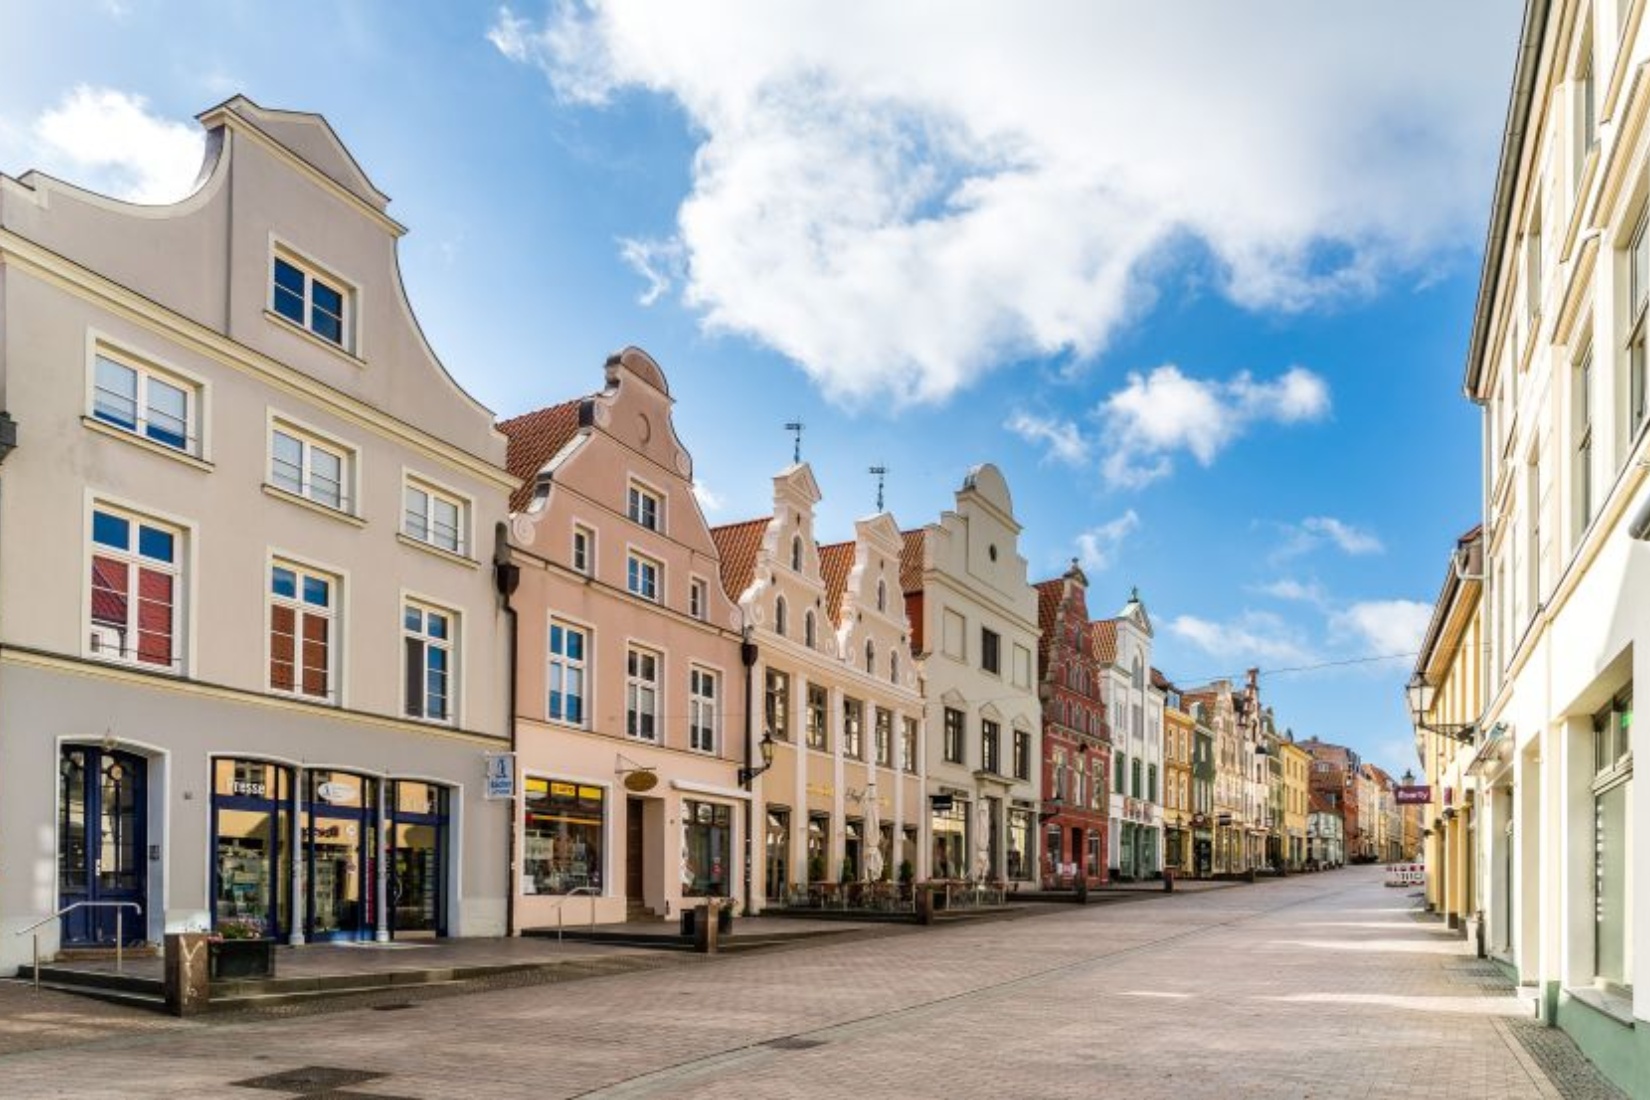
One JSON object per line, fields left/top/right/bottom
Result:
{"left": 626, "top": 552, "right": 661, "bottom": 602}
{"left": 690, "top": 577, "right": 709, "bottom": 621}
{"left": 775, "top": 596, "right": 788, "bottom": 637}
{"left": 627, "top": 482, "right": 662, "bottom": 532}
{"left": 803, "top": 610, "right": 816, "bottom": 648}
{"left": 1574, "top": 343, "right": 1595, "bottom": 544}
{"left": 271, "top": 422, "right": 351, "bottom": 512}
{"left": 572, "top": 524, "right": 594, "bottom": 576}
{"left": 690, "top": 667, "right": 718, "bottom": 753}
{"left": 403, "top": 601, "right": 455, "bottom": 722}
{"left": 548, "top": 618, "right": 588, "bottom": 726}
{"left": 626, "top": 646, "right": 660, "bottom": 741}
{"left": 272, "top": 249, "right": 351, "bottom": 349}
{"left": 269, "top": 559, "right": 337, "bottom": 701}
{"left": 404, "top": 477, "right": 469, "bottom": 556}
{"left": 1574, "top": 22, "right": 1596, "bottom": 184}
{"left": 1626, "top": 208, "right": 1650, "bottom": 448}
{"left": 91, "top": 348, "right": 199, "bottom": 455}
{"left": 88, "top": 504, "right": 183, "bottom": 670}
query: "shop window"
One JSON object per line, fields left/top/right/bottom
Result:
{"left": 523, "top": 778, "right": 604, "bottom": 895}
{"left": 931, "top": 800, "right": 967, "bottom": 879}
{"left": 1006, "top": 808, "right": 1031, "bottom": 881}
{"left": 682, "top": 799, "right": 731, "bottom": 897}
{"left": 212, "top": 758, "right": 292, "bottom": 939}
{"left": 1592, "top": 690, "right": 1633, "bottom": 992}
{"left": 807, "top": 813, "right": 829, "bottom": 881}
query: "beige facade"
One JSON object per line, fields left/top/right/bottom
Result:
{"left": 902, "top": 465, "right": 1041, "bottom": 887}
{"left": 1280, "top": 738, "right": 1310, "bottom": 871}
{"left": 1162, "top": 689, "right": 1196, "bottom": 875}
{"left": 0, "top": 97, "right": 515, "bottom": 968}
{"left": 502, "top": 349, "right": 748, "bottom": 927}
{"left": 713, "top": 465, "right": 925, "bottom": 906}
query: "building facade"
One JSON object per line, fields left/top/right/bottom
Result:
{"left": 502, "top": 349, "right": 751, "bottom": 927}
{"left": 1303, "top": 739, "right": 1361, "bottom": 868}
{"left": 1034, "top": 564, "right": 1109, "bottom": 885}
{"left": 1160, "top": 675, "right": 1196, "bottom": 877}
{"left": 1280, "top": 736, "right": 1311, "bottom": 872}
{"left": 902, "top": 465, "right": 1041, "bottom": 888}
{"left": 0, "top": 97, "right": 516, "bottom": 968}
{"left": 1095, "top": 591, "right": 1164, "bottom": 880}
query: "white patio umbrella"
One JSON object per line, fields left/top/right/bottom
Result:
{"left": 862, "top": 783, "right": 884, "bottom": 882}
{"left": 972, "top": 798, "right": 991, "bottom": 881}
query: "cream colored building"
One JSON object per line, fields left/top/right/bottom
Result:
{"left": 1279, "top": 737, "right": 1311, "bottom": 871}
{"left": 501, "top": 349, "right": 748, "bottom": 927}
{"left": 1452, "top": 2, "right": 1647, "bottom": 1086}
{"left": 0, "top": 97, "right": 515, "bottom": 968}
{"left": 712, "top": 465, "right": 926, "bottom": 906}
{"left": 901, "top": 465, "right": 1041, "bottom": 887}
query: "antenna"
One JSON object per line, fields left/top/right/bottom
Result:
{"left": 869, "top": 465, "right": 888, "bottom": 512}
{"left": 785, "top": 421, "right": 805, "bottom": 464}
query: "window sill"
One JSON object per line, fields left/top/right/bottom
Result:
{"left": 82, "top": 417, "right": 213, "bottom": 472}
{"left": 1565, "top": 985, "right": 1636, "bottom": 1027}
{"left": 84, "top": 649, "right": 185, "bottom": 677}
{"left": 263, "top": 483, "right": 366, "bottom": 527}
{"left": 396, "top": 532, "right": 479, "bottom": 569}
{"left": 263, "top": 309, "right": 366, "bottom": 368}
{"left": 268, "top": 688, "right": 339, "bottom": 708}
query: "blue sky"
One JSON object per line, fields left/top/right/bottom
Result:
{"left": 1, "top": 1, "right": 1522, "bottom": 778}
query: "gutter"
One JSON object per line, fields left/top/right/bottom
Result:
{"left": 493, "top": 522, "right": 522, "bottom": 937}
{"left": 1464, "top": 0, "right": 1551, "bottom": 401}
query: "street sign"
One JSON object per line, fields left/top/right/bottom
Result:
{"left": 930, "top": 794, "right": 954, "bottom": 812}
{"left": 1394, "top": 785, "right": 1432, "bottom": 805}
{"left": 483, "top": 752, "right": 516, "bottom": 800}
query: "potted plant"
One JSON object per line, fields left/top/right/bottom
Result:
{"left": 808, "top": 855, "right": 827, "bottom": 883}
{"left": 208, "top": 918, "right": 276, "bottom": 979}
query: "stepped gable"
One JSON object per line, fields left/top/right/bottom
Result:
{"left": 498, "top": 399, "right": 584, "bottom": 511}
{"left": 709, "top": 518, "right": 770, "bottom": 603}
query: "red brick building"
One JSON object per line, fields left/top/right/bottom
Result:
{"left": 1302, "top": 738, "right": 1361, "bottom": 863}
{"left": 1034, "top": 562, "right": 1110, "bottom": 886}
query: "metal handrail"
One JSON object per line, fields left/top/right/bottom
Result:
{"left": 14, "top": 901, "right": 143, "bottom": 990}
{"left": 546, "top": 887, "right": 600, "bottom": 942}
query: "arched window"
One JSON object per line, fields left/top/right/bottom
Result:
{"left": 876, "top": 579, "right": 887, "bottom": 612}
{"left": 775, "top": 596, "right": 788, "bottom": 637}
{"left": 865, "top": 638, "right": 876, "bottom": 675}
{"left": 804, "top": 610, "right": 816, "bottom": 649}
{"left": 791, "top": 535, "right": 802, "bottom": 572}
{"left": 890, "top": 651, "right": 899, "bottom": 684}
{"left": 1132, "top": 656, "right": 1143, "bottom": 690}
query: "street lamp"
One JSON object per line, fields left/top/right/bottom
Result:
{"left": 738, "top": 729, "right": 776, "bottom": 785}
{"left": 1405, "top": 673, "right": 1477, "bottom": 744}
{"left": 1401, "top": 769, "right": 1415, "bottom": 787}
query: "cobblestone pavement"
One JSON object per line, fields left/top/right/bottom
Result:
{"left": 0, "top": 867, "right": 1624, "bottom": 1099}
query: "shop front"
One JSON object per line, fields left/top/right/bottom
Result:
{"left": 930, "top": 797, "right": 968, "bottom": 879}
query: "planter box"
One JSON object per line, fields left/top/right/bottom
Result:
{"left": 678, "top": 905, "right": 733, "bottom": 937}
{"left": 209, "top": 938, "right": 276, "bottom": 980}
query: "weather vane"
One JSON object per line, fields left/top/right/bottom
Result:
{"left": 869, "top": 465, "right": 888, "bottom": 512}
{"left": 785, "top": 420, "right": 805, "bottom": 464}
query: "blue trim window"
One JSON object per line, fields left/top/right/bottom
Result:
{"left": 404, "top": 603, "right": 454, "bottom": 722}
{"left": 547, "top": 620, "right": 588, "bottom": 726}
{"left": 272, "top": 255, "right": 349, "bottom": 348}
{"left": 93, "top": 352, "right": 195, "bottom": 453}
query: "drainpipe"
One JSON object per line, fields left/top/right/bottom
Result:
{"left": 739, "top": 627, "right": 758, "bottom": 914}
{"left": 493, "top": 523, "right": 522, "bottom": 937}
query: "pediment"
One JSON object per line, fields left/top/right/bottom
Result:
{"left": 204, "top": 96, "right": 390, "bottom": 211}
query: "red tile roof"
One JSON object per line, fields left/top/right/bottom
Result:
{"left": 1150, "top": 667, "right": 1174, "bottom": 692}
{"left": 818, "top": 540, "right": 855, "bottom": 623}
{"left": 498, "top": 399, "right": 585, "bottom": 512}
{"left": 1090, "top": 618, "right": 1118, "bottom": 666}
{"left": 898, "top": 529, "right": 925, "bottom": 595}
{"left": 709, "top": 518, "right": 770, "bottom": 602}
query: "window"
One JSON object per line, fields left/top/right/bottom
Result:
{"left": 1115, "top": 754, "right": 1126, "bottom": 795}
{"left": 843, "top": 697, "right": 865, "bottom": 759}
{"left": 682, "top": 800, "right": 732, "bottom": 897}
{"left": 981, "top": 719, "right": 1001, "bottom": 774}
{"left": 942, "top": 609, "right": 965, "bottom": 659}
{"left": 627, "top": 483, "right": 661, "bottom": 531}
{"left": 901, "top": 717, "right": 918, "bottom": 772}
{"left": 272, "top": 253, "right": 348, "bottom": 347}
{"left": 1575, "top": 345, "right": 1595, "bottom": 541}
{"left": 548, "top": 620, "right": 588, "bottom": 726}
{"left": 626, "top": 647, "right": 659, "bottom": 741}
{"left": 689, "top": 668, "right": 718, "bottom": 753}
{"left": 1147, "top": 763, "right": 1158, "bottom": 804}
{"left": 572, "top": 525, "right": 593, "bottom": 576}
{"left": 88, "top": 506, "right": 181, "bottom": 669}
{"left": 92, "top": 351, "right": 196, "bottom": 454}
{"left": 864, "top": 638, "right": 875, "bottom": 675}
{"left": 805, "top": 683, "right": 828, "bottom": 750}
{"left": 1013, "top": 729, "right": 1030, "bottom": 780}
{"left": 404, "top": 479, "right": 467, "bottom": 556}
{"left": 271, "top": 424, "right": 349, "bottom": 512}
{"left": 790, "top": 535, "right": 802, "bottom": 571}
{"left": 1591, "top": 690, "right": 1633, "bottom": 991}
{"left": 775, "top": 596, "right": 787, "bottom": 636}
{"left": 1574, "top": 25, "right": 1596, "bottom": 181}
{"left": 1527, "top": 450, "right": 1543, "bottom": 615}
{"left": 1013, "top": 644, "right": 1032, "bottom": 689}
{"left": 1627, "top": 209, "right": 1650, "bottom": 445}
{"left": 523, "top": 778, "right": 603, "bottom": 895}
{"left": 690, "top": 578, "right": 708, "bottom": 621}
{"left": 981, "top": 628, "right": 1001, "bottom": 674}
{"left": 804, "top": 610, "right": 816, "bottom": 648}
{"left": 626, "top": 553, "right": 661, "bottom": 602}
{"left": 1052, "top": 749, "right": 1069, "bottom": 801}
{"left": 876, "top": 578, "right": 887, "bottom": 612}
{"left": 943, "top": 708, "right": 965, "bottom": 764}
{"left": 890, "top": 650, "right": 899, "bottom": 685}
{"left": 403, "top": 602, "right": 454, "bottom": 721}
{"left": 269, "top": 561, "right": 335, "bottom": 700}
{"left": 765, "top": 668, "right": 790, "bottom": 740}
{"left": 874, "top": 707, "right": 893, "bottom": 767}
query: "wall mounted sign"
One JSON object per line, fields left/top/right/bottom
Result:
{"left": 623, "top": 770, "right": 658, "bottom": 793}
{"left": 317, "top": 781, "right": 356, "bottom": 804}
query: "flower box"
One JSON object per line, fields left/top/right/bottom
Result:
{"left": 208, "top": 938, "right": 276, "bottom": 979}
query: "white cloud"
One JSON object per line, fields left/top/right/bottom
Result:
{"left": 1074, "top": 510, "right": 1139, "bottom": 573}
{"left": 1005, "top": 411, "right": 1089, "bottom": 466}
{"left": 490, "top": 2, "right": 1514, "bottom": 403}
{"left": 1254, "top": 578, "right": 1329, "bottom": 607}
{"left": 1331, "top": 599, "right": 1432, "bottom": 656}
{"left": 1100, "top": 364, "right": 1330, "bottom": 488}
{"left": 29, "top": 87, "right": 203, "bottom": 204}
{"left": 1168, "top": 610, "right": 1317, "bottom": 669}
{"left": 1275, "top": 515, "right": 1385, "bottom": 559}
{"left": 692, "top": 478, "right": 724, "bottom": 514}
{"left": 620, "top": 237, "right": 684, "bottom": 306}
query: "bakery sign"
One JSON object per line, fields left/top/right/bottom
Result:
{"left": 317, "top": 781, "right": 357, "bottom": 805}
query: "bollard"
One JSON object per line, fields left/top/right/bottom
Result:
{"left": 692, "top": 901, "right": 719, "bottom": 954}
{"left": 916, "top": 885, "right": 936, "bottom": 925}
{"left": 1163, "top": 869, "right": 1175, "bottom": 893}
{"left": 163, "top": 932, "right": 212, "bottom": 1017}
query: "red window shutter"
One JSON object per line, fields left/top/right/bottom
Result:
{"left": 270, "top": 604, "right": 296, "bottom": 690}
{"left": 136, "top": 567, "right": 174, "bottom": 667}
{"left": 90, "top": 556, "right": 130, "bottom": 649}
{"left": 301, "top": 612, "right": 329, "bottom": 698}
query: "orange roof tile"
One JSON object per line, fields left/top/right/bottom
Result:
{"left": 709, "top": 518, "right": 770, "bottom": 602}
{"left": 898, "top": 529, "right": 926, "bottom": 595}
{"left": 1150, "top": 667, "right": 1174, "bottom": 692}
{"left": 498, "top": 399, "right": 586, "bottom": 511}
{"left": 818, "top": 540, "right": 855, "bottom": 623}
{"left": 1090, "top": 618, "right": 1118, "bottom": 666}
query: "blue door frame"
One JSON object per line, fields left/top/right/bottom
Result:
{"left": 59, "top": 747, "right": 147, "bottom": 946}
{"left": 211, "top": 783, "right": 292, "bottom": 941}
{"left": 387, "top": 804, "right": 448, "bottom": 937}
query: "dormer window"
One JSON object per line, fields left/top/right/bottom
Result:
{"left": 272, "top": 251, "right": 350, "bottom": 349}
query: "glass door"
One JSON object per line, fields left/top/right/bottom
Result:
{"left": 304, "top": 770, "right": 375, "bottom": 942}
{"left": 59, "top": 747, "right": 147, "bottom": 946}
{"left": 764, "top": 809, "right": 790, "bottom": 900}
{"left": 388, "top": 781, "right": 448, "bottom": 937}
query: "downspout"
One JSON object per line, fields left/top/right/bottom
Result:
{"left": 493, "top": 523, "right": 521, "bottom": 937}
{"left": 740, "top": 625, "right": 758, "bottom": 914}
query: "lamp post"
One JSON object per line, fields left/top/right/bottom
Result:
{"left": 1405, "top": 673, "right": 1477, "bottom": 744}
{"left": 738, "top": 729, "right": 776, "bottom": 786}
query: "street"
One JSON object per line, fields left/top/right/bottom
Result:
{"left": 0, "top": 868, "right": 1619, "bottom": 1099}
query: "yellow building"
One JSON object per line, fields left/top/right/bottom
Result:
{"left": 1159, "top": 675, "right": 1195, "bottom": 876}
{"left": 1279, "top": 737, "right": 1310, "bottom": 871}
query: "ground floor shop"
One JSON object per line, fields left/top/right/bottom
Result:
{"left": 924, "top": 783, "right": 1037, "bottom": 886}
{"left": 0, "top": 659, "right": 509, "bottom": 973}
{"left": 1110, "top": 797, "right": 1162, "bottom": 880}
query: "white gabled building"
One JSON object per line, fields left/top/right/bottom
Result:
{"left": 1096, "top": 590, "right": 1165, "bottom": 879}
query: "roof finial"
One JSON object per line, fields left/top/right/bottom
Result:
{"left": 869, "top": 465, "right": 888, "bottom": 512}
{"left": 1131, "top": 585, "right": 1140, "bottom": 602}
{"left": 785, "top": 420, "right": 805, "bottom": 465}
